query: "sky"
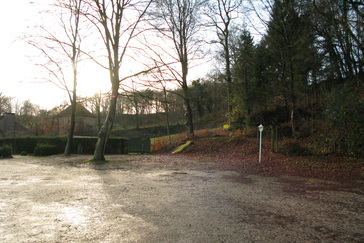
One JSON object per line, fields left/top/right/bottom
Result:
{"left": 0, "top": 1, "right": 64, "bottom": 110}
{"left": 0, "top": 0, "right": 266, "bottom": 111}
{"left": 0, "top": 1, "right": 210, "bottom": 111}
{"left": 0, "top": 1, "right": 126, "bottom": 110}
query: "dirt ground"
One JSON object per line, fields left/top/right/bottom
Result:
{"left": 1, "top": 154, "right": 363, "bottom": 242}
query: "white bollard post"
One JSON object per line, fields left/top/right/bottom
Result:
{"left": 258, "top": 124, "right": 264, "bottom": 163}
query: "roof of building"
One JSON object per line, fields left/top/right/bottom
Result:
{"left": 0, "top": 113, "right": 34, "bottom": 137}
{"left": 58, "top": 104, "right": 96, "bottom": 118}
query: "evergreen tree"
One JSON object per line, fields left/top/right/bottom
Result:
{"left": 231, "top": 29, "right": 257, "bottom": 125}
{"left": 263, "top": 0, "right": 319, "bottom": 137}
{"left": 311, "top": 0, "right": 363, "bottom": 85}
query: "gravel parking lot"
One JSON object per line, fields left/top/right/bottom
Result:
{"left": 0, "top": 155, "right": 363, "bottom": 242}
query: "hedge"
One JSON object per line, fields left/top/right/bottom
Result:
{"left": 0, "top": 136, "right": 127, "bottom": 155}
{"left": 0, "top": 145, "right": 12, "bottom": 158}
{"left": 34, "top": 143, "right": 58, "bottom": 156}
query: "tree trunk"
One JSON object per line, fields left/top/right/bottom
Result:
{"left": 64, "top": 58, "right": 78, "bottom": 156}
{"left": 185, "top": 97, "right": 194, "bottom": 136}
{"left": 64, "top": 100, "right": 76, "bottom": 156}
{"left": 289, "top": 62, "right": 296, "bottom": 138}
{"left": 135, "top": 104, "right": 140, "bottom": 130}
{"left": 290, "top": 107, "right": 295, "bottom": 137}
{"left": 183, "top": 86, "right": 194, "bottom": 136}
{"left": 163, "top": 87, "right": 172, "bottom": 144}
{"left": 227, "top": 80, "right": 232, "bottom": 123}
{"left": 93, "top": 83, "right": 118, "bottom": 161}
{"left": 166, "top": 109, "right": 171, "bottom": 144}
{"left": 97, "top": 92, "right": 101, "bottom": 132}
{"left": 181, "top": 44, "right": 194, "bottom": 136}
{"left": 271, "top": 126, "right": 274, "bottom": 152}
{"left": 225, "top": 39, "right": 233, "bottom": 124}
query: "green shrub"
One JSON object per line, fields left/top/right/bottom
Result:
{"left": 0, "top": 136, "right": 128, "bottom": 155}
{"left": 34, "top": 143, "right": 58, "bottom": 156}
{"left": 0, "top": 145, "right": 12, "bottom": 158}
{"left": 106, "top": 137, "right": 128, "bottom": 154}
{"left": 20, "top": 151, "right": 28, "bottom": 156}
{"left": 324, "top": 84, "right": 364, "bottom": 158}
{"left": 280, "top": 139, "right": 311, "bottom": 156}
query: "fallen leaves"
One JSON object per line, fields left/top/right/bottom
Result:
{"left": 158, "top": 136, "right": 364, "bottom": 183}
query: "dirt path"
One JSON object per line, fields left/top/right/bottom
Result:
{"left": 0, "top": 155, "right": 363, "bottom": 242}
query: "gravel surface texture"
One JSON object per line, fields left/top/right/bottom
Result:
{"left": 0, "top": 155, "right": 363, "bottom": 242}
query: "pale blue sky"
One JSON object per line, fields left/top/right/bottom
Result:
{"left": 0, "top": 1, "right": 69, "bottom": 110}
{"left": 0, "top": 0, "right": 264, "bottom": 111}
{"left": 0, "top": 1, "right": 208, "bottom": 110}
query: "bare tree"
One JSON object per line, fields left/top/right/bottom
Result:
{"left": 137, "top": 60, "right": 174, "bottom": 142}
{"left": 27, "top": 0, "right": 85, "bottom": 155}
{"left": 82, "top": 0, "right": 152, "bottom": 161}
{"left": 150, "top": 67, "right": 173, "bottom": 144}
{"left": 206, "top": 0, "right": 242, "bottom": 125}
{"left": 62, "top": 0, "right": 83, "bottom": 155}
{"left": 150, "top": 0, "right": 207, "bottom": 136}
{"left": 17, "top": 100, "right": 40, "bottom": 134}
{"left": 0, "top": 93, "right": 13, "bottom": 114}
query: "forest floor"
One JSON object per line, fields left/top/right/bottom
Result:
{"left": 157, "top": 135, "right": 364, "bottom": 184}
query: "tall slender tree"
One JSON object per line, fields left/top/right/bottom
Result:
{"left": 230, "top": 29, "right": 257, "bottom": 124}
{"left": 83, "top": 0, "right": 152, "bottom": 161}
{"left": 263, "top": 0, "right": 318, "bottom": 137}
{"left": 62, "top": 0, "right": 83, "bottom": 155}
{"left": 27, "top": 0, "right": 84, "bottom": 155}
{"left": 206, "top": 0, "right": 242, "bottom": 124}
{"left": 151, "top": 0, "right": 207, "bottom": 136}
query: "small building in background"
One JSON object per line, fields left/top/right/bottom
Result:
{"left": 0, "top": 113, "right": 34, "bottom": 137}
{"left": 57, "top": 104, "right": 97, "bottom": 136}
